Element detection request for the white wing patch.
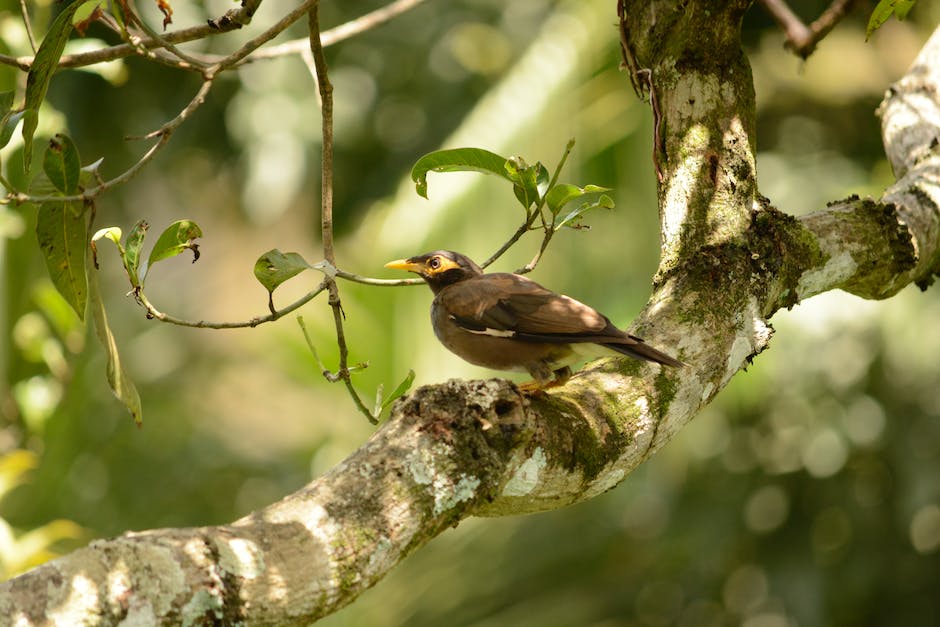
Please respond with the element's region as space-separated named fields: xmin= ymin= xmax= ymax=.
xmin=449 ymin=315 xmax=516 ymax=338
xmin=463 ymin=327 xmax=516 ymax=338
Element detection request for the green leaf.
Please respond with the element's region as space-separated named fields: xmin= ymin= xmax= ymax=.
xmin=36 ymin=201 xmax=87 ymax=320
xmin=147 ymin=219 xmax=202 ymax=267
xmin=866 ymin=0 xmax=917 ymax=39
xmin=505 ymin=158 xmax=550 ymax=209
xmin=381 ymin=369 xmax=415 ymax=413
xmin=253 ymin=249 xmax=312 ymax=294
xmin=91 ymin=226 xmax=123 ymax=247
xmin=555 ymin=194 xmax=615 ymax=231
xmin=42 ymin=134 xmax=82 ymax=194
xmin=411 ymin=148 xmax=512 ymax=199
xmin=123 ymin=220 xmax=148 ymax=288
xmin=88 ymin=251 xmax=142 ymax=426
xmin=0 ymin=110 xmax=27 ymax=151
xmin=545 ymin=183 xmax=613 ymax=215
xmin=372 ymin=383 xmax=385 ymax=419
xmin=22 ymin=0 xmax=92 ymax=172
xmin=79 ymin=157 xmax=105 ymax=189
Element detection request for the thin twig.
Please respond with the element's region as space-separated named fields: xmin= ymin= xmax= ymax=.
xmin=20 ymin=0 xmax=37 ymax=53
xmin=235 ymin=0 xmax=429 ymax=66
xmin=479 ymin=218 xmax=538 ymax=270
xmin=0 ymin=0 xmax=426 ymax=72
xmin=309 ymin=1 xmax=376 ymax=424
xmin=8 ymin=79 xmax=214 ymax=206
xmin=760 ymin=0 xmax=812 ymax=48
xmin=517 ymin=139 xmax=576 ymax=274
xmin=335 ymin=269 xmax=423 ymax=287
xmin=616 ymin=0 xmax=644 ymax=99
xmin=637 ymin=69 xmax=665 ymax=183
xmin=135 ymin=281 xmax=328 ymax=329
xmin=122 ymin=0 xmax=208 ymax=70
xmin=617 ymin=5 xmax=663 ymax=182
xmin=759 ymin=0 xmax=857 ymax=59
xmin=214 ymin=0 xmax=318 ymax=72
xmin=484 ymin=141 xmax=576 ymax=271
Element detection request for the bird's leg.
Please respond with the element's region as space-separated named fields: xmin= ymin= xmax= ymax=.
xmin=551 ymin=366 xmax=571 ymax=386
xmin=518 ymin=365 xmax=571 ymax=394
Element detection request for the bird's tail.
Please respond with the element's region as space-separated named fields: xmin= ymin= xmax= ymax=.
xmin=604 ymin=338 xmax=685 ymax=368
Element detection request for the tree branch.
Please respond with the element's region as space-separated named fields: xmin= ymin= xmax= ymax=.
xmin=759 ymin=0 xmax=857 ymax=59
xmin=3 ymin=5 xmax=940 ymax=625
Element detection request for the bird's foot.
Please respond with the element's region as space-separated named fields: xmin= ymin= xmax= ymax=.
xmin=517 ymin=366 xmax=571 ymax=395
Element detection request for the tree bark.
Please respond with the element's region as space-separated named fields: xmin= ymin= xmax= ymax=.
xmin=3 ymin=2 xmax=940 ymax=625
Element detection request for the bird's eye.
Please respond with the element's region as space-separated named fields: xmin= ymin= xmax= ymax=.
xmin=428 ymin=257 xmax=441 ymax=270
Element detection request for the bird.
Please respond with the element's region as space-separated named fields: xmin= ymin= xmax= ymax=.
xmin=385 ymin=250 xmax=683 ymax=391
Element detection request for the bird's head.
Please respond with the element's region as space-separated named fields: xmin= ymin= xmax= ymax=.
xmin=385 ymin=250 xmax=482 ymax=293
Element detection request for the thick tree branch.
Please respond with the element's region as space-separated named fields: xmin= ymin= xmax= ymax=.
xmin=3 ymin=5 xmax=940 ymax=625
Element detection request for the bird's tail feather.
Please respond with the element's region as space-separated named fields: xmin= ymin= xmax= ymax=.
xmin=604 ymin=340 xmax=685 ymax=368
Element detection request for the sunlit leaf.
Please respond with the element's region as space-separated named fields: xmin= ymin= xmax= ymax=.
xmin=535 ymin=164 xmax=550 ymax=199
xmin=23 ymin=0 xmax=93 ymax=172
xmin=545 ymin=183 xmax=613 ymax=216
xmin=866 ymin=0 xmax=916 ymax=39
xmin=147 ymin=219 xmax=202 ymax=267
xmin=36 ymin=201 xmax=87 ymax=320
xmin=0 ymin=110 xmax=25 ymax=152
xmin=411 ymin=147 xmax=511 ymax=199
xmin=372 ymin=383 xmax=385 ymax=419
xmin=88 ymin=254 xmax=142 ymax=426
xmin=253 ymin=249 xmax=312 ymax=294
xmin=91 ymin=226 xmax=123 ymax=247
xmin=505 ymin=157 xmax=544 ymax=209
xmin=381 ymin=369 xmax=415 ymax=413
xmin=0 ymin=450 xmax=39 ymax=499
xmin=555 ymin=194 xmax=615 ymax=231
xmin=9 ymin=519 xmax=84 ymax=576
xmin=42 ymin=134 xmax=82 ymax=195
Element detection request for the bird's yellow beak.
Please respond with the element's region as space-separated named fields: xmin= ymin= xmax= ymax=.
xmin=385 ymin=258 xmax=423 ymax=272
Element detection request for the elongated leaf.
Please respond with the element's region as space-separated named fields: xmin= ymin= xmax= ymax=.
xmin=372 ymin=383 xmax=385 ymax=419
xmin=123 ymin=220 xmax=148 ymax=288
xmin=147 ymin=219 xmax=202 ymax=266
xmin=88 ymin=252 xmax=142 ymax=426
xmin=36 ymin=201 xmax=87 ymax=320
xmin=381 ymin=369 xmax=415 ymax=413
xmin=253 ymin=249 xmax=312 ymax=294
xmin=545 ymin=183 xmax=613 ymax=216
xmin=0 ymin=110 xmax=27 ymax=151
xmin=555 ymin=194 xmax=615 ymax=231
xmin=411 ymin=148 xmax=511 ymax=199
xmin=23 ymin=0 xmax=91 ymax=172
xmin=866 ymin=0 xmax=917 ymax=39
xmin=43 ymin=134 xmax=82 ymax=194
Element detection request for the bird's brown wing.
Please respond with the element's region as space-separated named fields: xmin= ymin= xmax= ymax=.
xmin=438 ymin=273 xmax=685 ymax=367
xmin=438 ymin=273 xmax=614 ymax=339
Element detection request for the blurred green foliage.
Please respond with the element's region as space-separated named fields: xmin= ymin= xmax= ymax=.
xmin=1 ymin=0 xmax=938 ymax=624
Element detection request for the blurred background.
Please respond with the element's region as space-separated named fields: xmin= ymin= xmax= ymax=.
xmin=1 ymin=0 xmax=939 ymax=625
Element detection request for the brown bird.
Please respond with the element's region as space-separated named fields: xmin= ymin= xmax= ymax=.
xmin=385 ymin=250 xmax=683 ymax=390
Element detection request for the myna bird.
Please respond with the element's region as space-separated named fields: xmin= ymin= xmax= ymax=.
xmin=385 ymin=250 xmax=683 ymax=390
